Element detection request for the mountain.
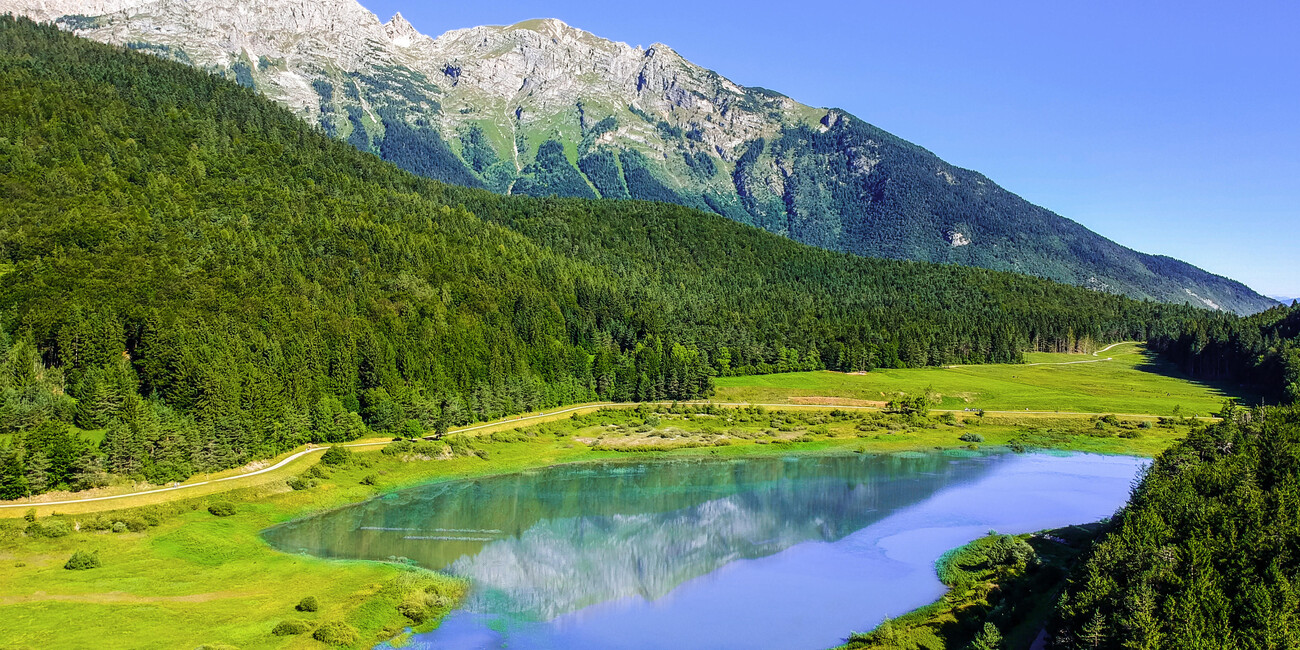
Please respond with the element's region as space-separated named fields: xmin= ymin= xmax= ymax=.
xmin=0 ymin=0 xmax=1277 ymax=315
xmin=0 ymin=16 xmax=1203 ymax=492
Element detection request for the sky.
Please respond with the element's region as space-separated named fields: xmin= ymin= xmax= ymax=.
xmin=366 ymin=0 xmax=1298 ymax=299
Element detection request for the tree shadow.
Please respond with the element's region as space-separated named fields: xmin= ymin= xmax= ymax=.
xmin=1131 ymin=347 xmax=1265 ymax=409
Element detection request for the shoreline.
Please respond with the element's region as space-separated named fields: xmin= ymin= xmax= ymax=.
xmin=0 ymin=409 xmax=1188 ymax=649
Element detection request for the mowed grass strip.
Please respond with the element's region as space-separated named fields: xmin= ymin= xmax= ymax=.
xmin=716 ymin=343 xmax=1247 ymax=417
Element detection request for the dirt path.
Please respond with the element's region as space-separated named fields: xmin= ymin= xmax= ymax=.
xmin=1020 ymin=341 xmax=1136 ymax=367
xmin=0 ymin=402 xmax=618 ymax=511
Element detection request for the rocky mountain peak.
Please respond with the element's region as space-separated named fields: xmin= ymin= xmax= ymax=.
xmin=384 ymin=11 xmax=420 ymax=48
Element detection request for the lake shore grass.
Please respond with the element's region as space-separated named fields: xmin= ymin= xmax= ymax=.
xmin=0 ymin=404 xmax=1197 ymax=649
xmin=840 ymin=524 xmax=1106 ymax=650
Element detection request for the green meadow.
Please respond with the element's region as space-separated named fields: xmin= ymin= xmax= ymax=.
xmin=715 ymin=343 xmax=1246 ymax=417
xmin=0 ymin=404 xmax=1199 ymax=649
xmin=0 ymin=343 xmax=1234 ymax=649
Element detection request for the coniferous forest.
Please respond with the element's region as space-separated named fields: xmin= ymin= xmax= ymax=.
xmin=0 ymin=17 xmax=1219 ymax=496
xmin=1147 ymin=303 xmax=1300 ymax=405
xmin=1051 ymin=405 xmax=1300 ymax=648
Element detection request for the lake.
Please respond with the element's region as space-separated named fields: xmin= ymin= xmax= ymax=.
xmin=262 ymin=451 xmax=1145 ymax=649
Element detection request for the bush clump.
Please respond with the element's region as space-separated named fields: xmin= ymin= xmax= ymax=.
xmin=360 ymin=474 xmax=378 ymax=486
xmin=207 ymin=502 xmax=237 ymax=517
xmin=64 ymin=549 xmax=100 ymax=570
xmin=311 ymin=620 xmax=358 ymax=646
xmin=27 ymin=518 xmax=72 ymax=538
xmin=958 ymin=432 xmax=985 ymax=443
xmin=111 ymin=521 xmax=128 ymax=533
xmin=286 ymin=476 xmax=318 ymax=490
xmin=296 ymin=595 xmax=320 ymax=612
xmin=271 ymin=619 xmax=313 ymax=636
xmin=320 ymin=445 xmax=352 ymax=466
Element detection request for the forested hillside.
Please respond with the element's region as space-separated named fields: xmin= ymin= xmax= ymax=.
xmin=0 ymin=17 xmax=1203 ymax=496
xmin=2 ymin=0 xmax=1277 ymax=314
xmin=1147 ymin=303 xmax=1300 ymax=404
xmin=1051 ymin=405 xmax=1300 ymax=648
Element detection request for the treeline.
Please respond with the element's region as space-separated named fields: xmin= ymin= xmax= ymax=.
xmin=1051 ymin=405 xmax=1300 ymax=647
xmin=1147 ymin=302 xmax=1300 ymax=404
xmin=0 ymin=17 xmax=1204 ymax=496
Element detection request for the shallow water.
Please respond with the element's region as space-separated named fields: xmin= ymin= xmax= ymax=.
xmin=263 ymin=451 xmax=1145 ymax=650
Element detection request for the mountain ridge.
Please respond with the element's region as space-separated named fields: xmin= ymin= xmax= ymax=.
xmin=0 ymin=0 xmax=1277 ymax=314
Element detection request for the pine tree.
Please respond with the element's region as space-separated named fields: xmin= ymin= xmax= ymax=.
xmin=969 ymin=622 xmax=1003 ymax=650
xmin=23 ymin=450 xmax=49 ymax=494
xmin=0 ymin=446 xmax=28 ymax=499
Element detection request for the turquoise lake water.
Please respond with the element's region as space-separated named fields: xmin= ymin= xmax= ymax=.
xmin=263 ymin=451 xmax=1145 ymax=649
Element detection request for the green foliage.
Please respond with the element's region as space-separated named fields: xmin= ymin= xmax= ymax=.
xmin=206 ymin=502 xmax=236 ymax=517
xmin=295 ymin=596 xmax=320 ymax=612
xmin=1053 ymin=407 xmax=1300 ymax=648
xmin=26 ymin=517 xmax=72 ymax=538
xmin=270 ymin=619 xmax=313 ymax=636
xmin=1150 ymin=303 xmax=1300 ymax=404
xmin=319 ymin=446 xmax=352 ymax=467
xmin=958 ymin=432 xmax=984 ymax=443
xmin=969 ymin=622 xmax=1003 ymax=650
xmin=513 ymin=140 xmax=596 ymax=199
xmin=311 ymin=620 xmax=358 ymax=646
xmin=63 ymin=549 xmax=100 ymax=570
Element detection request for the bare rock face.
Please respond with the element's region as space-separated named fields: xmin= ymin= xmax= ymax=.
xmin=0 ymin=0 xmax=812 ymax=169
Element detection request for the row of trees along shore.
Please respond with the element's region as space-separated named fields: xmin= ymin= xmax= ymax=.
xmin=0 ymin=17 xmax=1225 ymax=497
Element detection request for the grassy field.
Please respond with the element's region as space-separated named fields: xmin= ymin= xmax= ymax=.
xmin=716 ymin=343 xmax=1246 ymax=417
xmin=0 ymin=341 xmax=1230 ymax=649
xmin=0 ymin=404 xmax=1199 ymax=649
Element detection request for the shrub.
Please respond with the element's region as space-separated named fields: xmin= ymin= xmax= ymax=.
xmin=271 ymin=619 xmax=313 ymax=636
xmin=360 ymin=474 xmax=378 ymax=486
xmin=411 ymin=441 xmax=447 ymax=458
xmin=937 ymin=412 xmax=958 ymax=425
xmin=64 ymin=550 xmax=100 ymax=570
xmin=305 ymin=463 xmax=329 ymax=479
xmin=320 ymin=445 xmax=352 ymax=466
xmin=311 ymin=620 xmax=358 ymax=646
xmin=382 ymin=440 xmax=413 ymax=456
xmin=286 ymin=476 xmax=312 ymax=490
xmin=23 ymin=508 xmax=36 ymax=523
xmin=1139 ymin=420 xmax=1153 ymax=429
xmin=83 ymin=515 xmax=113 ymax=531
xmin=959 ymin=432 xmax=985 ymax=443
xmin=111 ymin=521 xmax=127 ymax=533
xmin=27 ymin=518 xmax=72 ymax=538
xmin=207 ymin=502 xmax=237 ymax=517
xmin=296 ymin=596 xmax=320 ymax=612
xmin=121 ymin=517 xmax=148 ymax=532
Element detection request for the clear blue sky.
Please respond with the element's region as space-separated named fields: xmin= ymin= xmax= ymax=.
xmin=365 ymin=0 xmax=1299 ymax=299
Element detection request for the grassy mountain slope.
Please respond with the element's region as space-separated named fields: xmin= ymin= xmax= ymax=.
xmin=0 ymin=17 xmax=1205 ymax=495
